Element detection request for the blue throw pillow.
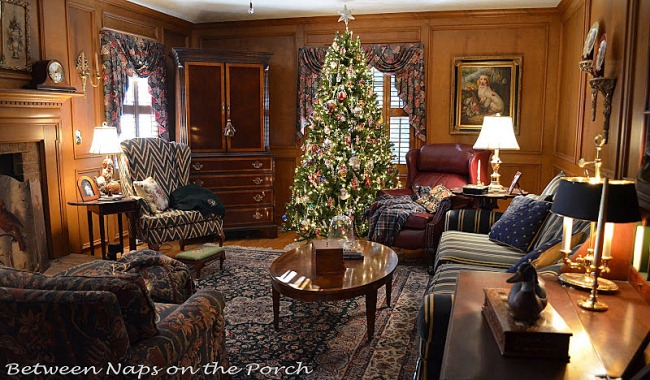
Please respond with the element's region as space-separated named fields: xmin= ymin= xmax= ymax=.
xmin=488 ymin=195 xmax=551 ymax=252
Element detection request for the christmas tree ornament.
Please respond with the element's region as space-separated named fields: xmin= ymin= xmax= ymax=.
xmin=352 ymin=106 xmax=363 ymax=117
xmin=349 ymin=155 xmax=361 ymax=171
xmin=339 ymin=188 xmax=350 ymax=200
xmin=326 ymin=99 xmax=337 ymax=113
xmin=338 ymin=91 xmax=347 ymax=101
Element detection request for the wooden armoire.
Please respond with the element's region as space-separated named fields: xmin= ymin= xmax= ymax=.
xmin=172 ymin=48 xmax=276 ymax=238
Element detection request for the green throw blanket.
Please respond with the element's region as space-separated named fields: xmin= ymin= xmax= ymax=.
xmin=170 ymin=184 xmax=225 ymax=217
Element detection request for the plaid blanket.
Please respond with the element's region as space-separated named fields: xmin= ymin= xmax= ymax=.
xmin=366 ymin=195 xmax=426 ymax=246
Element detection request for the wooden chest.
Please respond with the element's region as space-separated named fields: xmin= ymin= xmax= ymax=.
xmin=190 ymin=154 xmax=276 ymax=237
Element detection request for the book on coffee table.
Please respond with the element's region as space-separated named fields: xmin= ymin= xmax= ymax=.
xmin=482 ymin=288 xmax=572 ymax=361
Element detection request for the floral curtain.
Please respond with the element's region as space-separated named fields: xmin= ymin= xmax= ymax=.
xmin=297 ymin=42 xmax=426 ymax=143
xmin=100 ymin=30 xmax=169 ymax=141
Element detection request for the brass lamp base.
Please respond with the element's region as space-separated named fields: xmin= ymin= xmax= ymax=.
xmin=577 ymin=297 xmax=608 ymax=311
xmin=558 ymin=273 xmax=619 ymax=292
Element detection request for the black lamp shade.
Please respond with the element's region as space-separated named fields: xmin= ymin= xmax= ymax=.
xmin=551 ymin=177 xmax=641 ymax=223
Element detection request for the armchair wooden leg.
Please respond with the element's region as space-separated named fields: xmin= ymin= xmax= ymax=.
xmin=180 ymin=239 xmax=186 ymax=251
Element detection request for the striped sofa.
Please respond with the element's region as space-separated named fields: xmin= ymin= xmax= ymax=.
xmin=414 ymin=173 xmax=591 ymax=379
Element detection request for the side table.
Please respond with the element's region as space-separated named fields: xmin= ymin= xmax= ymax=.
xmin=451 ymin=187 xmax=526 ymax=210
xmin=68 ymin=197 xmax=138 ymax=260
xmin=440 ymin=271 xmax=650 ymax=379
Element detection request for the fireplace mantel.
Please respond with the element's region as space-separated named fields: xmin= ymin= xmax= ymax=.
xmin=0 ymin=88 xmax=82 ymax=258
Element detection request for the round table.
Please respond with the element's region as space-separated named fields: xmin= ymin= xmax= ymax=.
xmin=269 ymin=240 xmax=398 ymax=341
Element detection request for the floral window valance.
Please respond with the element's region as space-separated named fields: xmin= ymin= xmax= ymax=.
xmin=100 ymin=30 xmax=169 ymax=141
xmin=297 ymin=42 xmax=426 ymax=143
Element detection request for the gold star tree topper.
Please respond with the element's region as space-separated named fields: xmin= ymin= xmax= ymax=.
xmin=337 ymin=5 xmax=355 ymax=29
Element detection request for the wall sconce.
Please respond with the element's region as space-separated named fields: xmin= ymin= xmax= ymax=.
xmin=76 ymin=50 xmax=101 ymax=97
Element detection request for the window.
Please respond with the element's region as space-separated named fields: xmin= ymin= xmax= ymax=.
xmin=119 ymin=75 xmax=158 ymax=140
xmin=371 ymin=68 xmax=410 ymax=165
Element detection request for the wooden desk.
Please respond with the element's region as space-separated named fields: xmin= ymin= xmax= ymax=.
xmin=440 ymin=271 xmax=650 ymax=379
xmin=68 ymin=197 xmax=137 ymax=260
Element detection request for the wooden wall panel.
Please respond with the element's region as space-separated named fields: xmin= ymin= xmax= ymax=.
xmin=555 ymin=3 xmax=585 ymax=164
xmin=194 ymin=10 xmax=562 ymax=206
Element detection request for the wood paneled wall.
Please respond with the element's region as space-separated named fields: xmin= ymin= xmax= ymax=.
xmin=193 ymin=9 xmax=562 ymax=221
xmin=554 ymin=0 xmax=649 ymax=182
xmin=0 ymin=0 xmax=646 ymax=255
xmin=0 ymin=0 xmax=190 ymax=256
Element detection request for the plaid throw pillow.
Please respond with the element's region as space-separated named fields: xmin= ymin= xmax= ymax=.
xmin=416 ymin=185 xmax=452 ymax=213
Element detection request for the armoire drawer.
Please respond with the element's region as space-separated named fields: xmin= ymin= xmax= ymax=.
xmin=190 ymin=156 xmax=273 ymax=173
xmin=189 ymin=174 xmax=273 ymax=189
xmin=216 ymin=189 xmax=273 ymax=206
xmin=224 ymin=207 xmax=273 ymax=225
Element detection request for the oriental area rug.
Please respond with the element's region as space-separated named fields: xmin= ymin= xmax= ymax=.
xmin=196 ymin=246 xmax=428 ymax=379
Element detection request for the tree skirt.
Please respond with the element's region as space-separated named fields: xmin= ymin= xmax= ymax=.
xmin=197 ymin=246 xmax=428 ymax=379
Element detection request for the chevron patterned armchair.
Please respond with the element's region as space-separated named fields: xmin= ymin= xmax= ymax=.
xmin=119 ymin=138 xmax=224 ymax=250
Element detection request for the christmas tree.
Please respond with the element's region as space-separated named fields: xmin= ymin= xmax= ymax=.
xmin=284 ymin=25 xmax=399 ymax=240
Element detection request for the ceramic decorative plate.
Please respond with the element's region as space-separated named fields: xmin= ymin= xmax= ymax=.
xmin=593 ymin=34 xmax=607 ymax=76
xmin=582 ymin=21 xmax=599 ymax=59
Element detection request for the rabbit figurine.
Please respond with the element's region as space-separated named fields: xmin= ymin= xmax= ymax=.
xmin=506 ymin=262 xmax=548 ymax=322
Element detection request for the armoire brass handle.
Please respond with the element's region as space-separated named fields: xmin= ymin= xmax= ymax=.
xmin=252 ymin=161 xmax=263 ymax=169
xmin=192 ymin=162 xmax=203 ymax=171
xmin=252 ymin=177 xmax=263 ymax=185
xmin=254 ymin=194 xmax=263 ymax=202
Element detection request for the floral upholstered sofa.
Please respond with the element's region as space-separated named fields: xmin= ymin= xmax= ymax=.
xmin=414 ymin=173 xmax=592 ymax=379
xmin=0 ymin=250 xmax=227 ymax=379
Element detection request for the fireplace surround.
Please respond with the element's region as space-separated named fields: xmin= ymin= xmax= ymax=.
xmin=0 ymin=89 xmax=80 ymax=261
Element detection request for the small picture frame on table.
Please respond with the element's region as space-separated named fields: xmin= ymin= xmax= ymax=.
xmin=77 ymin=176 xmax=99 ymax=202
xmin=507 ymin=171 xmax=522 ymax=195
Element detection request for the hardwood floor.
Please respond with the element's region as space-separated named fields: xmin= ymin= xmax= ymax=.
xmin=45 ymin=230 xmax=301 ymax=275
xmin=45 ymin=229 xmax=426 ymax=275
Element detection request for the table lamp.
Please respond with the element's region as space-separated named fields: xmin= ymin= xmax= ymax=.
xmin=552 ymin=176 xmax=640 ymax=311
xmin=89 ymin=122 xmax=121 ymax=195
xmin=473 ymin=115 xmax=520 ymax=192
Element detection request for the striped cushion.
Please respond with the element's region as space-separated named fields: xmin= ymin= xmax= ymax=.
xmin=140 ymin=208 xmax=221 ymax=230
xmin=533 ymin=213 xmax=591 ymax=251
xmin=435 ymin=231 xmax=525 ymax=270
xmin=428 ymin=263 xmax=506 ymax=295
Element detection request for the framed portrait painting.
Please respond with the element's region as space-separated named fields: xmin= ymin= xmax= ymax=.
xmin=450 ymin=56 xmax=522 ymax=134
xmin=77 ymin=176 xmax=99 ymax=202
xmin=0 ymin=0 xmax=31 ymax=71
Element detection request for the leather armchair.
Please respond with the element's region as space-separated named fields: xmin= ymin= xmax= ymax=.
xmin=380 ymin=143 xmax=490 ymax=265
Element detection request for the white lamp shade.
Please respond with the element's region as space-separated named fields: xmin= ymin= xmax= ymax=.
xmin=89 ymin=124 xmax=121 ymax=155
xmin=473 ymin=116 xmax=520 ymax=150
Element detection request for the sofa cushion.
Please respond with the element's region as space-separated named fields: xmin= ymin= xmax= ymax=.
xmin=140 ymin=208 xmax=222 ymax=230
xmin=428 ymin=263 xmax=506 ymax=295
xmin=488 ymin=196 xmax=551 ymax=252
xmin=436 ymin=231 xmax=525 ymax=270
xmin=46 ymin=263 xmax=158 ymax=343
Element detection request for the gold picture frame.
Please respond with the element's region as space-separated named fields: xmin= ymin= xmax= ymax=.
xmin=450 ymin=56 xmax=522 ymax=134
xmin=0 ymin=0 xmax=31 ymax=71
xmin=77 ymin=176 xmax=99 ymax=202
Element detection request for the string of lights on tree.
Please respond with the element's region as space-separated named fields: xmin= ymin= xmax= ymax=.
xmin=283 ymin=6 xmax=399 ymax=239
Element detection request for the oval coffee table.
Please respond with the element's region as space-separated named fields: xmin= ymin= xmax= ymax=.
xmin=270 ymin=240 xmax=398 ymax=341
